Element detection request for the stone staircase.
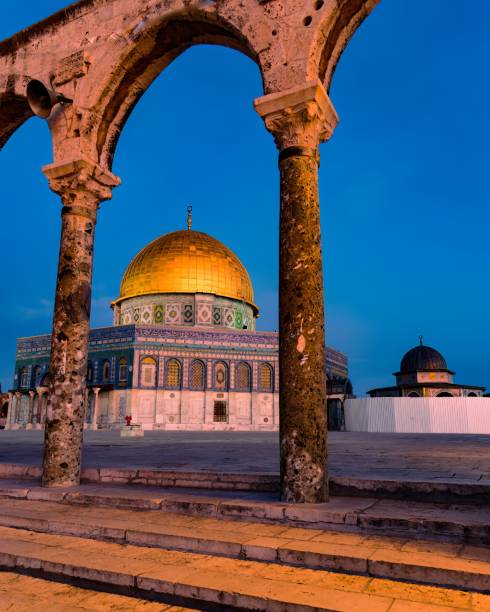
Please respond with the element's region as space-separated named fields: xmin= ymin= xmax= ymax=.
xmin=0 ymin=476 xmax=489 ymax=610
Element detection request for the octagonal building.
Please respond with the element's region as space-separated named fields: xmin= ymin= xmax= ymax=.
xmin=8 ymin=221 xmax=348 ymax=431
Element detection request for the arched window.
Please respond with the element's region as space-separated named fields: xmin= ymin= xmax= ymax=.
xmin=215 ymin=362 xmax=228 ymax=390
xmin=118 ymin=357 xmax=128 ymax=382
xmin=236 ymin=362 xmax=251 ymax=391
xmin=19 ymin=367 xmax=29 ymax=389
xmin=258 ymin=363 xmax=273 ymax=392
xmin=102 ymin=360 xmax=111 ymax=383
xmin=141 ymin=357 xmax=157 ymax=387
xmin=165 ymin=359 xmax=181 ymax=388
xmin=467 ymin=392 xmax=478 ymax=397
xmin=33 ymin=366 xmax=42 ymax=387
xmin=87 ymin=361 xmax=93 ymax=383
xmin=436 ymin=392 xmax=453 ymax=397
xmin=407 ymin=392 xmax=420 ymax=397
xmin=189 ymin=360 xmax=205 ymax=390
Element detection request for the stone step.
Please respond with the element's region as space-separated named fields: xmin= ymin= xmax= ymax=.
xmin=0 ymin=497 xmax=489 ymax=593
xmin=0 ymin=525 xmax=489 ymax=611
xmin=0 ymin=571 xmax=197 ymax=611
xmin=2 ymin=463 xmax=489 ymax=504
xmin=0 ymin=478 xmax=488 ymax=545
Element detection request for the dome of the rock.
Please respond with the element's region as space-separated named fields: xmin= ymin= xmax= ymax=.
xmin=114 ymin=229 xmax=256 ymax=312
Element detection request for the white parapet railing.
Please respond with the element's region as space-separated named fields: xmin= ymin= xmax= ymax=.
xmin=344 ymin=397 xmax=490 ymax=433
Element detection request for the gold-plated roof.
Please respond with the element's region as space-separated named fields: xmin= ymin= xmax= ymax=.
xmin=115 ymin=230 xmax=257 ymax=312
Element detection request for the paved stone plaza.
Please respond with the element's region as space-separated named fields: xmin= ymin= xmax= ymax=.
xmin=1 ymin=431 xmax=489 ymax=483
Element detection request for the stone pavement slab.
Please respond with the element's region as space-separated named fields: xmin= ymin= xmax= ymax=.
xmin=1 ymin=430 xmax=489 ymax=483
xmin=0 ymin=525 xmax=489 ymax=610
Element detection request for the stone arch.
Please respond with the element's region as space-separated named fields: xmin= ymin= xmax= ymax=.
xmin=81 ymin=11 xmax=264 ymax=170
xmin=309 ymin=0 xmax=380 ymax=92
xmin=0 ymin=92 xmax=33 ymax=150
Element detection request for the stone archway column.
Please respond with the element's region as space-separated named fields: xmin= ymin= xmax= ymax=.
xmin=255 ymin=80 xmax=338 ymax=503
xmin=91 ymin=387 xmax=101 ymax=430
xmin=41 ymin=159 xmax=120 ymax=488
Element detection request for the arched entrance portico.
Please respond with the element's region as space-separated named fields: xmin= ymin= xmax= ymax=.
xmin=0 ymin=0 xmax=380 ymax=502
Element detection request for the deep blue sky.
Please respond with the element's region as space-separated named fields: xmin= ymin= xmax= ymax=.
xmin=1 ymin=1 xmax=489 ymax=395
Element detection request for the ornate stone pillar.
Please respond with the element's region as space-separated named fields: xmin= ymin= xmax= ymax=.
xmin=41 ymin=159 xmax=120 ymax=487
xmin=26 ymin=391 xmax=35 ymax=429
xmin=255 ymin=80 xmax=338 ymax=503
xmin=11 ymin=392 xmax=21 ymax=429
xmin=4 ymin=392 xmax=13 ymax=430
xmin=91 ymin=387 xmax=101 ymax=430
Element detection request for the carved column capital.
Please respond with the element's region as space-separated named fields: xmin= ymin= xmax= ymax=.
xmin=43 ymin=157 xmax=121 ymax=220
xmin=92 ymin=387 xmax=101 ymax=396
xmin=254 ymin=80 xmax=338 ymax=152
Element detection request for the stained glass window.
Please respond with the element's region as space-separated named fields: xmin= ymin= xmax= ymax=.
xmin=259 ymin=363 xmax=273 ymax=391
xmin=141 ymin=357 xmax=156 ymax=387
xmin=166 ymin=359 xmax=181 ymax=388
xmin=236 ymin=362 xmax=251 ymax=390
xmin=190 ymin=360 xmax=205 ymax=390
xmin=119 ymin=357 xmax=128 ymax=382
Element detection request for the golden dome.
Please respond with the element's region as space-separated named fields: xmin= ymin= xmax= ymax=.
xmin=114 ymin=230 xmax=257 ymax=312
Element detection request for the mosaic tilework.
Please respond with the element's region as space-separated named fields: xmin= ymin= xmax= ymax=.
xmin=142 ymin=306 xmax=152 ymax=323
xmin=213 ymin=307 xmax=222 ymax=326
xmin=224 ymin=308 xmax=234 ymax=328
xmin=183 ymin=304 xmax=193 ymax=324
xmin=154 ymin=304 xmax=163 ymax=324
xmin=198 ymin=303 xmax=212 ymax=324
xmin=165 ymin=304 xmax=181 ymax=324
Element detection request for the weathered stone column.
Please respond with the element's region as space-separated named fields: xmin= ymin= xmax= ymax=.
xmin=255 ymin=80 xmax=338 ymax=503
xmin=90 ymin=387 xmax=101 ymax=430
xmin=41 ymin=159 xmax=120 ymax=487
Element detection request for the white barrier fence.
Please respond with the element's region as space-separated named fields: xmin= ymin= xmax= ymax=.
xmin=344 ymin=397 xmax=490 ymax=434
